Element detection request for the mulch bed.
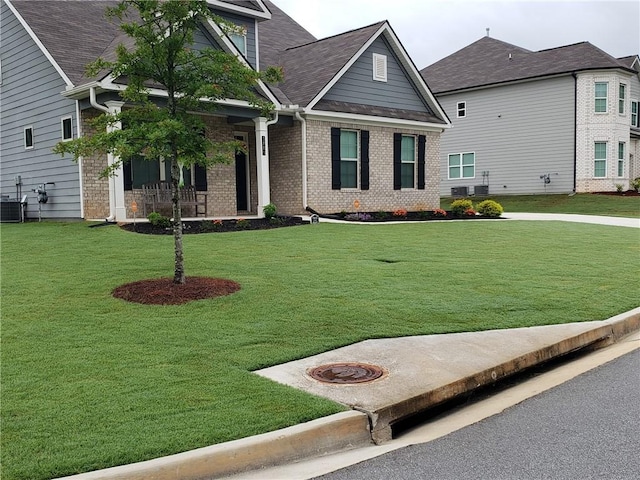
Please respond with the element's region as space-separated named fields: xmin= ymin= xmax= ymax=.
xmin=120 ymin=216 xmax=307 ymax=235
xmin=592 ymin=190 xmax=640 ymax=197
xmin=112 ymin=277 xmax=241 ymax=305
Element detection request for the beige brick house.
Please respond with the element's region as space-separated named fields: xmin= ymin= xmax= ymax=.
xmin=1 ymin=0 xmax=450 ymax=221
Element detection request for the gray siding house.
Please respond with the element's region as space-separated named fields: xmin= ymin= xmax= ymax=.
xmin=0 ymin=0 xmax=450 ymax=221
xmin=421 ymin=36 xmax=639 ymax=197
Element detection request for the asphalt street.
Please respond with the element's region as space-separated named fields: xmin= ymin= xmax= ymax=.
xmin=314 ymin=349 xmax=640 ymax=480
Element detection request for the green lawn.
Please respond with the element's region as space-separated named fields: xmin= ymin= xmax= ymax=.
xmin=440 ymin=193 xmax=640 ymax=217
xmin=2 ymin=220 xmax=639 ymax=479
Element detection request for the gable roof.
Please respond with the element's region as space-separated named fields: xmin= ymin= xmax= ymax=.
xmin=421 ymin=36 xmax=637 ymax=94
xmin=618 ymin=55 xmax=640 ymax=71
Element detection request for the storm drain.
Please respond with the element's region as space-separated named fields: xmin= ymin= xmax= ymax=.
xmin=308 ymin=362 xmax=386 ymax=384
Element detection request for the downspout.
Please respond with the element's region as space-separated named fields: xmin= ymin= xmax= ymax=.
xmin=89 ymin=87 xmax=116 ymax=220
xmin=294 ymin=110 xmax=308 ymax=211
xmin=572 ymin=72 xmax=577 ymax=194
xmin=75 ymin=99 xmax=85 ymax=219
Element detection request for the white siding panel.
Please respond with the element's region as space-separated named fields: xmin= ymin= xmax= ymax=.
xmin=438 ymin=76 xmax=576 ymax=196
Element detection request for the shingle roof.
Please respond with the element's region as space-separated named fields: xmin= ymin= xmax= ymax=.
xmin=10 ymin=0 xmax=122 ymax=85
xmin=617 ymin=55 xmax=640 ymax=70
xmin=258 ymin=0 xmax=316 ymax=71
xmin=275 ymin=22 xmax=386 ymax=107
xmin=421 ymin=36 xmax=637 ymax=94
xmin=217 ymin=0 xmax=264 ymax=12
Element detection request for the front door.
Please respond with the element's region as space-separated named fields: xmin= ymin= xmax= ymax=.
xmin=235 ymin=134 xmax=248 ymax=212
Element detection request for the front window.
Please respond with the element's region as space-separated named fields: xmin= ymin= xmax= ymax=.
xmin=632 ymin=101 xmax=638 ymax=127
xmin=340 ymin=130 xmax=358 ymax=188
xmin=618 ymin=142 xmax=625 ymax=177
xmin=126 ymin=155 xmax=161 ymax=190
xmin=619 ymin=84 xmax=626 ymax=114
xmin=594 ymin=142 xmax=607 ymax=178
xmin=595 ymin=82 xmax=608 ymax=113
xmin=400 ymin=135 xmax=416 ymax=188
xmin=225 ymin=24 xmax=247 ymax=56
xmin=448 ymin=152 xmax=475 ymax=179
xmin=457 ymin=101 xmax=466 ymax=118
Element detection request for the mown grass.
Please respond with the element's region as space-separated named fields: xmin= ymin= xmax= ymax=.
xmin=440 ymin=193 xmax=640 ymax=217
xmin=1 ymin=220 xmax=639 ymax=479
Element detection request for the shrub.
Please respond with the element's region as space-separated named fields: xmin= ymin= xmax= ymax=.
xmin=374 ymin=211 xmax=389 ymax=220
xmin=476 ymin=199 xmax=504 ymax=217
xmin=392 ymin=208 xmax=408 ymax=218
xmin=201 ymin=219 xmax=224 ymax=232
xmin=450 ymin=199 xmax=474 ymax=216
xmin=631 ymin=177 xmax=640 ymax=192
xmin=417 ymin=209 xmax=430 ymax=219
xmin=465 ymin=208 xmax=477 ymax=216
xmin=147 ymin=212 xmax=171 ymax=228
xmin=615 ymin=183 xmax=624 ymax=193
xmin=236 ymin=218 xmax=250 ymax=230
xmin=432 ymin=208 xmax=447 ymax=218
xmin=263 ymin=203 xmax=277 ymax=219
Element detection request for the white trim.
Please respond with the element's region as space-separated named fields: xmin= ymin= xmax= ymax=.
xmin=206 ymin=0 xmax=271 ymax=20
xmin=4 ymin=0 xmax=74 ymax=87
xmin=594 ymin=81 xmax=608 ymax=114
xmin=24 ymin=126 xmax=34 ymax=149
xmin=306 ymin=22 xmax=450 ymax=127
xmin=304 ymin=109 xmax=449 ymax=132
xmin=254 ymin=18 xmax=260 ymax=71
xmin=448 ymin=151 xmax=476 ymax=180
xmin=60 ymin=115 xmax=73 ymax=141
xmin=456 ymin=101 xmax=466 ymax=118
xmin=594 ymin=141 xmax=608 ymax=178
xmin=372 ymin=53 xmax=387 ymax=82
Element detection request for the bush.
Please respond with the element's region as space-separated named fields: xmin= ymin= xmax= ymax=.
xmin=476 ymin=199 xmax=504 ymax=217
xmin=450 ymin=199 xmax=474 ymax=216
xmin=392 ymin=208 xmax=408 ymax=218
xmin=263 ymin=203 xmax=277 ymax=219
xmin=374 ymin=211 xmax=389 ymax=220
xmin=147 ymin=212 xmax=171 ymax=228
xmin=235 ymin=218 xmax=250 ymax=230
xmin=631 ymin=177 xmax=640 ymax=192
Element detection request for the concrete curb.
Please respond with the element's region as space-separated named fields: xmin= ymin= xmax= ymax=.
xmin=57 ymin=411 xmax=371 ymax=480
xmin=57 ymin=309 xmax=639 ymax=480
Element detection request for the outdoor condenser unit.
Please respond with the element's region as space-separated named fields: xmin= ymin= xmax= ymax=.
xmin=474 ymin=185 xmax=489 ymax=196
xmin=451 ymin=186 xmax=468 ymax=197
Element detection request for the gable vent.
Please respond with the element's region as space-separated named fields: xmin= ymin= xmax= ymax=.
xmin=373 ymin=53 xmax=387 ymax=82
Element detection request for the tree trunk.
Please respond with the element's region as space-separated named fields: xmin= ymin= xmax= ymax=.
xmin=170 ymin=156 xmax=186 ymax=284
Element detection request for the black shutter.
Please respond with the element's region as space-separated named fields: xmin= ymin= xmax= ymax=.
xmin=360 ymin=130 xmax=370 ymax=190
xmin=195 ymin=164 xmax=207 ymax=191
xmin=123 ymin=159 xmax=133 ymax=191
xmin=393 ymin=133 xmax=402 ymax=190
xmin=331 ymin=127 xmax=341 ymax=190
xmin=417 ymin=135 xmax=426 ymax=190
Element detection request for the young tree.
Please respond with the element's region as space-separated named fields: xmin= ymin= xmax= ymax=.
xmin=55 ymin=0 xmax=281 ymax=284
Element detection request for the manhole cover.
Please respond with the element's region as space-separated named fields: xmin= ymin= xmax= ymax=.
xmin=308 ymin=362 xmax=385 ymax=384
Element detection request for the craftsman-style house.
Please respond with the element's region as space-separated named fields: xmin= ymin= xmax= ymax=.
xmin=421 ymin=36 xmax=639 ymax=197
xmin=0 ymin=0 xmax=450 ymax=221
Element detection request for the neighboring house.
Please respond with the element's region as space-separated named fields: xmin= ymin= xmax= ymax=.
xmin=421 ymin=36 xmax=640 ymax=197
xmin=0 ymin=0 xmax=450 ymax=221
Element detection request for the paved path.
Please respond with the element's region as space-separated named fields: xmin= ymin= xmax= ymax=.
xmin=503 ymin=212 xmax=639 ymax=228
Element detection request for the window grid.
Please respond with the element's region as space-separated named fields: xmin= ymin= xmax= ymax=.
xmin=618 ymin=142 xmax=625 ymax=177
xmin=340 ymin=130 xmax=358 ymax=189
xmin=595 ymin=82 xmax=608 ymax=113
xmin=619 ymin=84 xmax=626 ymax=114
xmin=594 ymin=142 xmax=607 ymax=178
xmin=400 ymin=135 xmax=416 ymax=188
xmin=457 ymin=102 xmax=466 ymax=118
xmin=632 ymin=101 xmax=638 ymax=127
xmin=448 ymin=152 xmax=475 ymax=179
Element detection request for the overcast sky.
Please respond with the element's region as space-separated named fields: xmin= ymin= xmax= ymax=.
xmin=271 ymin=0 xmax=639 ymax=68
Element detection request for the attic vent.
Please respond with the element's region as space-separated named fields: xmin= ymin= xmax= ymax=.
xmin=373 ymin=53 xmax=387 ymax=82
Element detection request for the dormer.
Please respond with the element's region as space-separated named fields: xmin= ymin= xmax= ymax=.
xmin=207 ymin=1 xmax=271 ymax=70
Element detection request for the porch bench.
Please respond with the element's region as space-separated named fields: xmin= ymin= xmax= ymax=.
xmin=141 ymin=181 xmax=207 ymax=217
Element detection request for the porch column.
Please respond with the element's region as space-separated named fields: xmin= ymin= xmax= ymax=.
xmin=253 ymin=116 xmax=271 ymax=217
xmin=105 ymin=101 xmax=126 ymax=221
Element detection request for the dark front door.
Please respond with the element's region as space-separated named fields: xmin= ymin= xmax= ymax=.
xmin=235 ymin=135 xmax=248 ymax=211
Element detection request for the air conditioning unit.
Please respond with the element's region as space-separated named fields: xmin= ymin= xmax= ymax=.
xmin=474 ymin=185 xmax=489 ymax=196
xmin=450 ymin=186 xmax=468 ymax=197
xmin=0 ymin=198 xmax=21 ymax=222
